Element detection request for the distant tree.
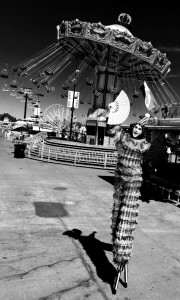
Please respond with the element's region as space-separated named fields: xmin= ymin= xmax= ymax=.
xmin=0 ymin=113 xmax=17 ymax=122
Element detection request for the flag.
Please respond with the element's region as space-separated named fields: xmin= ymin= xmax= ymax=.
xmin=144 ymin=81 xmax=157 ymax=111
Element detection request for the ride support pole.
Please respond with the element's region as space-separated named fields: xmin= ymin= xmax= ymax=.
xmin=24 ymin=93 xmax=28 ymax=119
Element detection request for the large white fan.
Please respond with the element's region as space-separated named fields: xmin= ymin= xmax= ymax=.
xmin=107 ymin=90 xmax=130 ymax=125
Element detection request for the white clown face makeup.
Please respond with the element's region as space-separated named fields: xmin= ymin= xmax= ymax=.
xmin=132 ymin=124 xmax=143 ymax=138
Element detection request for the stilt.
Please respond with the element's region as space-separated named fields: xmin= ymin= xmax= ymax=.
xmin=124 ymin=262 xmax=128 ymax=286
xmin=113 ymin=269 xmax=121 ymax=292
xmin=112 ymin=261 xmax=128 ymax=293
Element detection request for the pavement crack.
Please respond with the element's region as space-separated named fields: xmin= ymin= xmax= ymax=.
xmin=57 ymin=217 xmax=110 ymax=299
xmin=0 ymin=257 xmax=80 ymax=281
xmin=64 ymin=234 xmax=109 ymax=300
xmin=0 ymin=252 xmax=47 ymax=264
xmin=38 ymin=278 xmax=94 ymax=300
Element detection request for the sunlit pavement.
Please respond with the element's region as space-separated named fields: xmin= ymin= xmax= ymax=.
xmin=0 ymin=132 xmax=180 ymax=300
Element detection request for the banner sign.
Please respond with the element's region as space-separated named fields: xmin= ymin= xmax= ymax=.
xmin=67 ymin=91 xmax=80 ymax=108
xmin=74 ymin=91 xmax=80 ymax=108
xmin=67 ymin=91 xmax=73 ymax=107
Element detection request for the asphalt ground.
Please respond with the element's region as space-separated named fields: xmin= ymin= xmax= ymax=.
xmin=0 ymin=131 xmax=180 ymax=300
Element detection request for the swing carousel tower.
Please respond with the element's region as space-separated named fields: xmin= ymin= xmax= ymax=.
xmin=12 ymin=13 xmax=172 ymax=147
xmin=56 ymin=13 xmax=171 ymax=145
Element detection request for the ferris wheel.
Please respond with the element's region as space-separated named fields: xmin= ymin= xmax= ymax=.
xmin=43 ymin=104 xmax=71 ymax=131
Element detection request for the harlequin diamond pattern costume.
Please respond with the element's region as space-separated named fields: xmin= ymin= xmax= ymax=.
xmin=111 ymin=129 xmax=151 ymax=265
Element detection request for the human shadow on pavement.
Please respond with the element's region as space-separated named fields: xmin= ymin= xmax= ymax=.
xmin=63 ymin=229 xmax=117 ymax=291
xmin=34 ymin=202 xmax=68 ymax=218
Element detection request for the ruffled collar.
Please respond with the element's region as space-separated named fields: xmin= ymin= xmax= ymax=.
xmin=119 ymin=132 xmax=151 ymax=153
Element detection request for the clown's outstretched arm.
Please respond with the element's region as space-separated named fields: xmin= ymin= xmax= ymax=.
xmin=107 ymin=124 xmax=122 ymax=143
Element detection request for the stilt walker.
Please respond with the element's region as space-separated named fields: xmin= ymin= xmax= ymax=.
xmin=107 ymin=111 xmax=151 ymax=292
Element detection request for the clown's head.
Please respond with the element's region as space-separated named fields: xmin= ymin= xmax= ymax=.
xmin=129 ymin=122 xmax=146 ymax=139
xmin=132 ymin=123 xmax=143 ymax=138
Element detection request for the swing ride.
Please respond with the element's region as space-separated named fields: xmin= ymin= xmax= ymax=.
xmin=10 ymin=14 xmax=176 ymax=117
xmin=0 ymin=67 xmax=42 ymax=119
xmin=1 ymin=13 xmax=180 ymax=146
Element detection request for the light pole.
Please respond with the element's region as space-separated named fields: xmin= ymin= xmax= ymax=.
xmin=34 ymin=93 xmax=44 ymax=130
xmin=24 ymin=92 xmax=28 ymax=119
xmin=18 ymin=87 xmax=32 ymax=119
xmin=69 ymin=69 xmax=79 ymax=141
xmin=69 ymin=83 xmax=76 ymax=141
xmin=34 ymin=93 xmax=44 ymax=118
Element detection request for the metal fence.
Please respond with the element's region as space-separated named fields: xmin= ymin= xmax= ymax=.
xmin=26 ymin=140 xmax=117 ymax=169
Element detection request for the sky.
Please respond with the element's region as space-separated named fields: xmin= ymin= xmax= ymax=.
xmin=0 ymin=0 xmax=180 ymax=122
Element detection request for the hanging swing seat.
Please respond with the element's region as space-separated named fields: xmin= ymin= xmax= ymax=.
xmin=45 ymin=68 xmax=53 ymax=75
xmin=18 ymin=88 xmax=25 ymax=94
xmin=2 ymin=87 xmax=9 ymax=92
xmin=86 ymin=78 xmax=94 ymax=86
xmin=0 ymin=69 xmax=8 ymax=78
xmin=10 ymin=80 xmax=18 ymax=88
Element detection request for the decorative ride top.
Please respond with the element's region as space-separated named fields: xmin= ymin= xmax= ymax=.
xmin=56 ymin=13 xmax=171 ymax=81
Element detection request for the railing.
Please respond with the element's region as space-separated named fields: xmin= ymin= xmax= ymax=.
xmin=25 ymin=139 xmax=180 ymax=204
xmin=26 ymin=140 xmax=117 ymax=169
xmin=143 ymin=173 xmax=180 ymax=206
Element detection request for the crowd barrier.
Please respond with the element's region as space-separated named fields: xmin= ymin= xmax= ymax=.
xmin=26 ymin=140 xmax=117 ymax=170
xmin=143 ymin=173 xmax=180 ymax=206
xmin=25 ymin=138 xmax=180 ymax=205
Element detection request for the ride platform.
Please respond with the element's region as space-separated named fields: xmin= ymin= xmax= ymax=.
xmin=26 ymin=137 xmax=117 ymax=170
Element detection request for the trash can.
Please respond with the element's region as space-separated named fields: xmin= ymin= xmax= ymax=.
xmin=14 ymin=143 xmax=26 ymax=158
